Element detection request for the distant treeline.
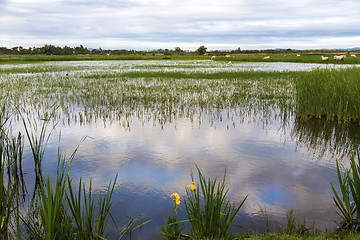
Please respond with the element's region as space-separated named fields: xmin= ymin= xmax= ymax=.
xmin=1 ymin=45 xmax=359 ymax=56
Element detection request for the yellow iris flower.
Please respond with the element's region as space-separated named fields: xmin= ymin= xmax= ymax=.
xmin=171 ymin=193 xmax=180 ymax=205
xmin=187 ymin=181 xmax=196 ymax=192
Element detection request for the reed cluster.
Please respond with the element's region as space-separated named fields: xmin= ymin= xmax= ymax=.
xmin=160 ymin=166 xmax=247 ymax=239
xmin=331 ymin=151 xmax=360 ymax=232
xmin=295 ymin=67 xmax=360 ymax=123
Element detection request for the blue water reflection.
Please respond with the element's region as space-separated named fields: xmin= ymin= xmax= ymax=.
xmin=14 ymin=112 xmax=347 ymax=239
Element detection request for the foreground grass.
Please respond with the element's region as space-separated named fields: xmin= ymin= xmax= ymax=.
xmin=233 ymin=233 xmax=360 ymax=239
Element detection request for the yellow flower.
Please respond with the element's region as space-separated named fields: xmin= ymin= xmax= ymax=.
xmin=187 ymin=181 xmax=196 ymax=192
xmin=171 ymin=193 xmax=180 ymax=205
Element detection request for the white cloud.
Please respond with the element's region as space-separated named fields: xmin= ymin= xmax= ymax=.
xmin=1 ymin=0 xmax=360 ymax=50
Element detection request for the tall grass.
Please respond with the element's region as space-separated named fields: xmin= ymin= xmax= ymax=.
xmin=295 ymin=67 xmax=360 ymax=123
xmin=331 ymin=151 xmax=360 ymax=232
xmin=0 ymin=105 xmax=24 ymax=239
xmin=0 ymin=159 xmax=17 ymax=239
xmin=22 ymin=117 xmax=54 ymax=200
xmin=67 ymin=175 xmax=118 ymax=239
xmin=183 ymin=166 xmax=248 ymax=238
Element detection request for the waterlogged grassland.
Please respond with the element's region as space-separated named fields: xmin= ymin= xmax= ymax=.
xmin=1 ymin=60 xmax=359 ymax=127
xmin=0 ymin=61 xmax=296 ymax=126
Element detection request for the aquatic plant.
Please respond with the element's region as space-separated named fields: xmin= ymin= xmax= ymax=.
xmin=183 ymin=165 xmax=248 ymax=238
xmin=331 ymin=151 xmax=360 ymax=232
xmin=67 ymin=175 xmax=118 ymax=239
xmin=0 ymin=105 xmax=24 ymax=239
xmin=295 ymin=67 xmax=360 ymax=123
xmin=160 ymin=193 xmax=184 ymax=239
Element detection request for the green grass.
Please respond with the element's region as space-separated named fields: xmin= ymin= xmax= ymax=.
xmin=215 ymin=53 xmax=360 ymax=64
xmin=183 ymin=166 xmax=247 ymax=238
xmin=295 ymin=67 xmax=360 ymax=123
xmin=0 ymin=54 xmax=210 ymax=64
xmin=232 ymin=232 xmax=360 ymax=239
xmin=331 ymin=151 xmax=360 ymax=232
xmin=1 ymin=53 xmax=359 ymax=65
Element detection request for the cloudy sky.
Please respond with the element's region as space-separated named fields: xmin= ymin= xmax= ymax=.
xmin=1 ymin=0 xmax=359 ymax=50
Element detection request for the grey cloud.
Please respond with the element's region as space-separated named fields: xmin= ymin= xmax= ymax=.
xmin=1 ymin=0 xmax=359 ymax=49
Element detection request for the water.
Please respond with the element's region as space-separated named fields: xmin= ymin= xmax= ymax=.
xmin=1 ymin=60 xmax=359 ymax=239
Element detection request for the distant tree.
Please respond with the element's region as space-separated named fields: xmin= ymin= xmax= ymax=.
xmin=63 ymin=46 xmax=73 ymax=55
xmin=75 ymin=45 xmax=89 ymax=55
xmin=43 ymin=44 xmax=56 ymax=55
xmin=231 ymin=47 xmax=241 ymax=54
xmin=0 ymin=47 xmax=12 ymax=54
xmin=174 ymin=47 xmax=181 ymax=54
xmin=164 ymin=48 xmax=171 ymax=55
xmin=196 ymin=45 xmax=207 ymax=55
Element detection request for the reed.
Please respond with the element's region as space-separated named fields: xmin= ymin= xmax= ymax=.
xmin=67 ymin=175 xmax=118 ymax=239
xmin=38 ymin=174 xmax=68 ymax=239
xmin=0 ymin=158 xmax=17 ymax=239
xmin=22 ymin=117 xmax=53 ymax=200
xmin=0 ymin=105 xmax=25 ymax=239
xmin=295 ymin=67 xmax=360 ymax=123
xmin=183 ymin=166 xmax=248 ymax=238
xmin=331 ymin=151 xmax=360 ymax=232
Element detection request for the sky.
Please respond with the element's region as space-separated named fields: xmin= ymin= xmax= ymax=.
xmin=1 ymin=0 xmax=360 ymax=51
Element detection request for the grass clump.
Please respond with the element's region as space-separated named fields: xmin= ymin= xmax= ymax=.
xmin=183 ymin=166 xmax=247 ymax=238
xmin=160 ymin=165 xmax=248 ymax=239
xmin=331 ymin=151 xmax=360 ymax=232
xmin=295 ymin=67 xmax=360 ymax=123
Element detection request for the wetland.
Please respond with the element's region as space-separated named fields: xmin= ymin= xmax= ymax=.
xmin=1 ymin=59 xmax=360 ymax=239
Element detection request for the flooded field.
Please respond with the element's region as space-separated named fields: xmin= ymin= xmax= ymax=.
xmin=1 ymin=60 xmax=359 ymax=239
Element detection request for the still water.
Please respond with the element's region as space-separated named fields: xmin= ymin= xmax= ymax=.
xmin=2 ymin=60 xmax=360 ymax=239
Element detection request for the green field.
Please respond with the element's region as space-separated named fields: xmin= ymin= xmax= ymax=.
xmin=1 ymin=52 xmax=359 ymax=64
